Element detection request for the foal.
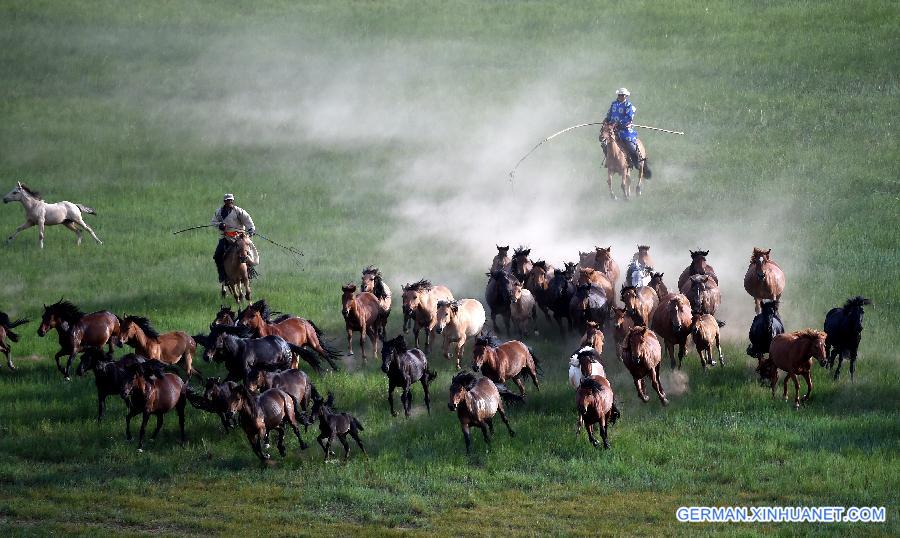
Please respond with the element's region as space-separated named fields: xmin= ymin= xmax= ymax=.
xmin=690 ymin=313 xmax=725 ymax=369
xmin=380 ymin=335 xmax=436 ymax=418
xmin=308 ymin=390 xmax=367 ymax=462
xmin=341 ymin=283 xmax=387 ymax=360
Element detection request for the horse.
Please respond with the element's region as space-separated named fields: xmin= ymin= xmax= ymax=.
xmin=743 ymin=248 xmax=786 ymax=314
xmin=210 ymin=305 xmax=237 ymax=329
xmin=448 ymin=372 xmax=520 ymax=454
xmin=361 ymin=265 xmax=392 ymax=313
xmin=576 ymin=267 xmax=615 ymax=306
xmin=576 ymin=376 xmax=620 ymax=449
xmin=472 ymin=333 xmax=540 ymax=397
xmin=401 ymin=279 xmax=454 ymax=353
xmin=220 ymin=231 xmax=253 ymax=304
xmin=690 ymin=313 xmax=725 ymax=369
xmin=632 ymin=245 xmax=655 ymax=269
xmin=76 ymin=349 xmax=153 ymax=422
xmin=0 ymin=312 xmax=28 ymax=370
xmin=648 ymin=271 xmax=670 ymax=300
xmin=380 ymin=335 xmax=436 ymax=417
xmin=490 ymin=245 xmax=511 ymax=273
xmin=307 ymin=390 xmax=367 ymax=462
xmin=3 ymin=181 xmax=102 ymax=248
xmin=824 ymin=296 xmax=873 ymax=381
xmin=341 ymin=283 xmax=387 ymax=360
xmin=579 ymin=320 xmax=605 ymax=355
xmin=757 ymin=330 xmax=828 ymax=409
xmin=547 ymin=262 xmax=576 ymax=334
xmin=592 ymin=246 xmax=620 ymax=287
xmin=247 ymin=368 xmax=314 ymax=423
xmin=568 ymin=346 xmax=606 ymax=390
xmin=525 ymin=260 xmax=555 ymax=322
xmin=37 ymin=299 xmax=120 ymax=380
xmin=570 ymin=283 xmax=609 ymax=333
xmin=747 ymin=300 xmax=785 ymax=374
xmin=435 ymin=299 xmax=487 ymax=368
xmin=621 ymin=326 xmax=668 ymax=405
xmin=201 ymin=325 xmax=302 ymax=383
xmin=650 ymin=293 xmax=692 ymax=369
xmin=620 ymin=285 xmax=659 ymax=326
xmin=121 ymin=362 xmax=187 ymax=451
xmin=599 ymin=122 xmax=650 ymax=200
xmin=228 ymin=384 xmax=308 ymax=461
xmin=681 ymin=274 xmax=721 ymax=316
xmin=509 ymin=280 xmax=537 ymax=338
xmin=677 ymin=249 xmax=719 ymax=290
xmin=187 ymin=377 xmax=240 ymax=432
xmin=119 ymin=315 xmax=199 ymax=381
xmin=610 ymin=308 xmax=634 ymax=361
xmin=484 ymin=271 xmax=513 ymax=335
xmin=509 ymin=246 xmax=533 ymax=283
xmin=237 ymin=299 xmax=340 ymax=370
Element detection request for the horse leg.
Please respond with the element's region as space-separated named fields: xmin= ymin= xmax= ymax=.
xmin=37 ymin=218 xmax=45 ymax=249
xmin=479 ymin=423 xmax=491 ymax=445
xmin=177 ymin=399 xmax=186 ymax=445
xmin=421 ymin=377 xmax=432 ymax=415
xmin=497 ymin=405 xmax=515 ymax=437
xmin=716 ymin=333 xmax=725 ymax=366
xmin=600 ymin=418 xmax=610 ymax=449
xmin=607 ymin=171 xmax=617 ymax=200
xmin=754 ymin=298 xmax=761 ymax=315
xmin=586 ymin=423 xmax=599 ymax=447
xmin=64 ymin=352 xmax=77 ymax=380
xmin=289 ymin=418 xmax=308 ymax=450
xmin=324 ymin=434 xmax=336 ymax=462
xmin=791 ymin=373 xmax=801 ymax=408
xmin=461 ymin=423 xmax=472 ymax=454
xmin=833 ymin=351 xmax=844 ymax=380
xmin=666 ymin=341 xmax=675 ymax=369
xmin=62 ymin=221 xmax=83 ymax=245
xmin=137 ymin=412 xmax=151 ymax=451
xmin=73 ymin=215 xmax=102 ymax=245
xmin=801 ymin=372 xmax=813 ymax=402
xmin=349 ymin=427 xmax=366 ymax=456
xmin=275 ymin=426 xmax=287 ymax=457
xmin=6 ymin=221 xmax=34 ymax=244
xmin=402 ymin=383 xmax=412 ymax=418
xmin=621 ymin=171 xmax=630 ymax=200
xmin=125 ymin=409 xmax=140 ymax=440
xmin=850 ymin=350 xmax=858 ymax=382
xmin=97 ymin=394 xmax=106 ymax=422
xmin=338 ymin=434 xmax=351 ymax=460
xmin=359 ymin=324 xmax=367 ymax=360
xmin=512 ymin=376 xmax=527 ymax=397
xmin=150 ymin=413 xmax=164 ymax=440
xmin=387 ymin=381 xmax=397 ymax=417
xmin=346 ymin=327 xmax=354 ymax=356
xmin=634 ymin=377 xmax=650 ymax=402
xmin=527 ymin=364 xmax=541 ymax=392
xmin=651 ymin=365 xmax=668 ymax=405
xmin=677 ymin=342 xmax=686 ymax=370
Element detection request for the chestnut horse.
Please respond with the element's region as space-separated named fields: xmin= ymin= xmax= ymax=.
xmin=37 ymin=299 xmax=120 ymax=380
xmin=599 ymin=122 xmax=649 ymax=200
xmin=448 ymin=372 xmax=519 ymax=454
xmin=401 ymin=279 xmax=454 ymax=353
xmin=757 ymin=330 xmax=827 ymax=409
xmin=592 ymin=246 xmax=620 ymax=287
xmin=568 ymin=346 xmax=606 ymax=389
xmin=648 ymin=271 xmax=670 ymax=300
xmin=650 ymin=293 xmax=692 ymax=369
xmin=121 ymin=364 xmax=187 ymax=451
xmin=681 ymin=274 xmax=721 ymax=316
xmin=210 ymin=305 xmax=237 ymax=329
xmin=119 ymin=315 xmax=199 ymax=381
xmin=744 ymin=248 xmax=786 ymax=314
xmin=690 ymin=313 xmax=725 ymax=369
xmin=621 ymin=326 xmax=668 ymax=405
xmin=360 ymin=265 xmax=392 ymax=314
xmin=620 ymin=285 xmax=659 ymax=326
xmin=576 ymin=376 xmax=620 ymax=449
xmin=0 ymin=312 xmax=28 ymax=370
xmin=221 ymin=231 xmax=253 ymax=304
xmin=237 ymin=299 xmax=340 ymax=370
xmin=525 ymin=260 xmax=555 ymax=322
xmin=576 ymin=267 xmax=615 ymax=306
xmin=677 ymin=249 xmax=718 ymax=290
xmin=341 ymin=283 xmax=387 ymax=360
xmin=472 ymin=333 xmax=540 ymax=397
xmin=579 ymin=320 xmax=605 ymax=355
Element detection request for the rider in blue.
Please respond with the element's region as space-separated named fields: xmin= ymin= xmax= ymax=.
xmin=603 ymin=87 xmax=643 ymax=168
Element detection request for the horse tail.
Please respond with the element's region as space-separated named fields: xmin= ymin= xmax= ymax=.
xmin=609 ymin=402 xmax=621 ymax=425
xmin=351 ymin=416 xmax=365 ymax=432
xmin=75 ymin=203 xmax=97 ymax=215
xmin=288 ymin=343 xmax=323 ymax=374
xmin=494 ymin=382 xmax=526 ymax=404
xmin=526 ymin=346 xmax=544 ymax=378
xmin=642 ymin=158 xmax=652 ymax=179
xmin=426 ymin=369 xmax=438 ymax=382
xmin=3 ymin=317 xmax=29 ymax=330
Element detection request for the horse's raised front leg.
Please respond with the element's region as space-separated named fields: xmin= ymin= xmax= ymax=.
xmin=7 ymin=221 xmax=34 ymax=244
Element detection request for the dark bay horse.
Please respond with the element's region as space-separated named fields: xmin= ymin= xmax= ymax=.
xmin=621 ymin=326 xmax=668 ymax=406
xmin=247 ymin=368 xmax=314 ymax=422
xmin=620 ymin=285 xmax=658 ymax=326
xmin=747 ymin=300 xmax=785 ymax=371
xmin=681 ymin=274 xmax=721 ymax=316
xmin=210 ymin=305 xmax=237 ymax=329
xmin=743 ymin=248 xmax=786 ymax=314
xmin=121 ymin=363 xmax=187 ymax=451
xmin=238 ymin=299 xmax=340 ymax=370
xmin=38 ymin=300 xmax=120 ymax=379
xmin=570 ymin=283 xmax=609 ymax=332
xmin=650 ymin=293 xmax=692 ymax=369
xmin=824 ymin=296 xmax=873 ymax=381
xmin=229 ymin=384 xmax=308 ymax=461
xmin=119 ymin=315 xmax=198 ymax=381
xmin=547 ymin=262 xmax=576 ymax=334
xmin=341 ymin=283 xmax=387 ymax=360
xmin=202 ymin=325 xmax=301 ymax=383
xmin=484 ymin=271 xmax=513 ymax=335
xmin=525 ymin=260 xmax=555 ymax=322
xmin=576 ymin=376 xmax=620 ymax=449
xmin=380 ymin=335 xmax=436 ymax=417
xmin=509 ymin=246 xmax=533 ymax=283
xmin=757 ymin=330 xmax=827 ymax=408
xmin=448 ymin=372 xmax=519 ymax=454
xmin=76 ymin=349 xmax=151 ymax=422
xmin=308 ymin=390 xmax=367 ymax=462
xmin=677 ymin=249 xmax=719 ymax=290
xmin=592 ymin=246 xmax=620 ymax=287
xmin=0 ymin=312 xmax=28 ymax=370
xmin=472 ymin=333 xmax=540 ymax=397
xmin=648 ymin=271 xmax=670 ymax=300
xmin=490 ymin=245 xmax=511 ymax=273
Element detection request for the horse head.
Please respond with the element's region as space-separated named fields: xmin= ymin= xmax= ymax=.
xmin=341 ymin=283 xmax=357 ymax=317
xmin=380 ymin=334 xmax=406 ymax=373
xmin=688 ymin=275 xmax=712 ymax=313
xmin=360 ymin=266 xmax=381 ymax=294
xmin=844 ymin=296 xmax=872 ymax=333
xmin=471 ymin=332 xmax=499 ymax=372
xmin=434 ymin=300 xmax=457 ymax=335
xmin=751 ymin=248 xmax=771 ymax=280
xmin=668 ymin=295 xmax=692 ymax=334
xmin=448 ymin=372 xmax=478 ymax=411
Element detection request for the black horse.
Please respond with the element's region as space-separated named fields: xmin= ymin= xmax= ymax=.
xmin=570 ymin=283 xmax=609 ymax=333
xmin=306 ymin=389 xmax=366 ymax=462
xmin=380 ymin=335 xmax=436 ymax=418
xmin=746 ymin=299 xmax=785 ymax=366
xmin=184 ymin=377 xmax=241 ymax=432
xmin=547 ymin=262 xmax=576 ymax=335
xmin=76 ymin=349 xmax=162 ymax=422
xmin=199 ymin=325 xmax=300 ymax=384
xmin=824 ymin=296 xmax=873 ymax=381
xmin=485 ymin=270 xmax=513 ymax=335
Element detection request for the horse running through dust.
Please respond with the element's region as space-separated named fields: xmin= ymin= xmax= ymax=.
xmin=743 ymin=248 xmax=786 ymax=314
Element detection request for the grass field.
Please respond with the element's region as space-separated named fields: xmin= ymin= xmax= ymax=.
xmin=1 ymin=1 xmax=898 ymax=535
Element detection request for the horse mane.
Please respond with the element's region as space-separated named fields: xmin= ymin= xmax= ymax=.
xmin=246 ymin=299 xmax=272 ymax=321
xmin=670 ymin=294 xmax=691 ymax=310
xmin=512 ymin=246 xmax=530 ymax=258
xmin=18 ymin=183 xmax=42 ymax=200
xmin=620 ymin=285 xmax=637 ymax=300
xmin=46 ymin=300 xmax=84 ymax=323
xmin=637 ymin=245 xmax=650 ymax=251
xmin=362 ymin=265 xmax=382 ymax=278
xmin=474 ymin=331 xmax=502 ymax=348
xmin=843 ymin=296 xmax=872 ymax=310
xmin=532 ymin=260 xmax=548 ymax=271
xmin=404 ymin=279 xmax=433 ymax=292
xmin=690 ymin=249 xmax=709 ymax=259
xmin=236 ymin=384 xmax=259 ymax=417
xmin=124 ymin=315 xmax=160 ymax=339
xmin=386 ymin=334 xmax=408 ymax=353
xmin=578 ymin=377 xmax=605 ymax=395
xmin=210 ymin=323 xmax=254 ymax=339
xmin=450 ymin=371 xmax=479 ymax=391
xmin=796 ymin=328 xmax=826 ymax=341
xmin=751 ymin=248 xmax=770 ymax=262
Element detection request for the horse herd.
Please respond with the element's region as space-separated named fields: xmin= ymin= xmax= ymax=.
xmin=0 ymin=244 xmax=874 ymax=458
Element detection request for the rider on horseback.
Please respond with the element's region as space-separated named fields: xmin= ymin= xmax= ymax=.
xmin=602 ymin=88 xmax=644 ymax=169
xmin=212 ymin=194 xmax=256 ymax=283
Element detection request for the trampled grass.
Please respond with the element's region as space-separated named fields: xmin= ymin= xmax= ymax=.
xmin=0 ymin=1 xmax=897 ymax=535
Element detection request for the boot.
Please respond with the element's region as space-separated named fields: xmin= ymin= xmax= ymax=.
xmin=216 ymin=261 xmax=226 ymax=283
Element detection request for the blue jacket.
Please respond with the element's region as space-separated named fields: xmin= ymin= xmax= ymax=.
xmin=605 ymin=99 xmax=637 ymax=141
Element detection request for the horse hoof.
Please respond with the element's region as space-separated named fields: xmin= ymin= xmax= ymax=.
xmin=264 ymin=443 xmax=270 ymax=450
xmin=609 ymin=193 xmax=617 ymax=201
xmin=661 ymin=398 xmax=669 ymax=406
xmin=64 ymin=376 xmax=71 ymax=382
xmin=137 ymin=448 xmax=143 ymax=453
xmin=640 ymin=395 xmax=650 ymax=403
xmin=636 ymin=187 xmax=642 ymax=196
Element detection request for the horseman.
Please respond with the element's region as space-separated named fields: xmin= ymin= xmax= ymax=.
xmin=602 ymin=87 xmax=644 ymax=169
xmin=212 ymin=193 xmax=256 ymax=283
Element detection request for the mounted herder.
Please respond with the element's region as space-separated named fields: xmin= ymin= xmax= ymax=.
xmin=211 ymin=194 xmax=259 ymax=303
xmin=600 ymin=88 xmax=652 ymax=199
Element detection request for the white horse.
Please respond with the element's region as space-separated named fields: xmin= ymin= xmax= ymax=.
xmin=2 ymin=182 xmax=101 ymax=248
xmin=568 ymin=346 xmax=607 ymax=390
xmin=625 ymin=260 xmax=652 ymax=288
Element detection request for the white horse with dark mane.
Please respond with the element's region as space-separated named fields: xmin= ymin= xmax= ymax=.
xmin=3 ymin=181 xmax=101 ymax=248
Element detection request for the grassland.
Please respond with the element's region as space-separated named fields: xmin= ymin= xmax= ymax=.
xmin=0 ymin=1 xmax=898 ymax=536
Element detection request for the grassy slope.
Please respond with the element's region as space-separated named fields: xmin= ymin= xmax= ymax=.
xmin=0 ymin=1 xmax=897 ymax=536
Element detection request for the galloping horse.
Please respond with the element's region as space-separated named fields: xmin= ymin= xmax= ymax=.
xmin=472 ymin=333 xmax=540 ymax=397
xmin=824 ymin=296 xmax=873 ymax=381
xmin=568 ymin=346 xmax=606 ymax=390
xmin=747 ymin=300 xmax=785 ymax=367
xmin=547 ymin=262 xmax=576 ymax=334
xmin=757 ymin=330 xmax=827 ymax=409
xmin=610 ymin=308 xmax=634 ymax=361
xmin=648 ymin=272 xmax=670 ymax=300
xmin=229 ymin=384 xmax=307 ymax=461
xmin=448 ymin=372 xmax=519 ymax=454
xmin=576 ymin=267 xmax=615 ymax=306
xmin=621 ymin=326 xmax=668 ymax=406
xmin=401 ymin=279 xmax=454 ymax=353
xmin=599 ymin=122 xmax=649 ymax=200
xmin=221 ymin=231 xmax=253 ymax=304
xmin=576 ymin=376 xmax=620 ymax=449
xmin=677 ymin=250 xmax=718 ymax=290
xmin=620 ymin=285 xmax=659 ymax=326
xmin=360 ymin=265 xmax=392 ymax=314
xmin=484 ymin=271 xmax=513 ymax=335
xmin=119 ymin=315 xmax=199 ymax=381
xmin=237 ymin=299 xmax=340 ymax=370
xmin=743 ymin=248 xmax=786 ymax=314
xmin=0 ymin=312 xmax=28 ymax=371
xmin=3 ymin=181 xmax=101 ymax=248
xmin=690 ymin=313 xmax=725 ymax=369
xmin=592 ymin=246 xmax=620 ymax=287
xmin=380 ymin=335 xmax=436 ymax=418
xmin=525 ymin=260 xmax=555 ymax=322
xmin=121 ymin=363 xmax=187 ymax=451
xmin=681 ymin=274 xmax=721 ymax=316
xmin=340 ymin=283 xmax=387 ymax=360
xmin=569 ymin=284 xmax=609 ymax=333
xmin=650 ymin=293 xmax=692 ymax=369
xmin=490 ymin=245 xmax=511 ymax=273
xmin=38 ymin=300 xmax=120 ymax=380
xmin=435 ymin=299 xmax=487 ymax=368
xmin=509 ymin=246 xmax=533 ymax=283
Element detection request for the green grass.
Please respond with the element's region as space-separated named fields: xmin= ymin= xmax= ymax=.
xmin=1 ymin=1 xmax=898 ymax=535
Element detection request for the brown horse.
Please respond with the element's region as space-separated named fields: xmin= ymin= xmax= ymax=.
xmin=448 ymin=372 xmax=519 ymax=454
xmin=650 ymin=293 xmax=692 ymax=369
xmin=119 ymin=316 xmax=199 ymax=381
xmin=237 ymin=299 xmax=340 ymax=370
xmin=210 ymin=305 xmax=237 ymax=329
xmin=592 ymin=246 xmax=620 ymax=287
xmin=677 ymin=249 xmax=718 ymax=290
xmin=472 ymin=333 xmax=540 ymax=397
xmin=620 ymin=285 xmax=659 ymax=326
xmin=0 ymin=312 xmax=28 ymax=371
xmin=757 ymin=330 xmax=827 ymax=409
xmin=509 ymin=246 xmax=533 ymax=283
xmin=610 ymin=308 xmax=634 ymax=361
xmin=490 ymin=245 xmax=511 ymax=273
xmin=222 ymin=231 xmax=253 ymax=304
xmin=648 ymin=271 xmax=670 ymax=300
xmin=744 ymin=248 xmax=786 ymax=314
xmin=525 ymin=260 xmax=555 ymax=321
xmin=401 ymin=279 xmax=454 ymax=353
xmin=633 ymin=245 xmax=655 ymax=269
xmin=599 ymin=121 xmax=649 ymax=200
xmin=37 ymin=300 xmax=120 ymax=380
xmin=360 ymin=265 xmax=392 ymax=314
xmin=341 ymin=283 xmax=387 ymax=360
xmin=229 ymin=384 xmax=308 ymax=461
xmin=576 ymin=267 xmax=615 ymax=305
xmin=121 ymin=365 xmax=187 ymax=451
xmin=690 ymin=313 xmax=725 ymax=369
xmin=576 ymin=376 xmax=620 ymax=449
xmin=621 ymin=326 xmax=668 ymax=405
xmin=681 ymin=274 xmax=721 ymax=316
xmin=579 ymin=320 xmax=605 ymax=355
